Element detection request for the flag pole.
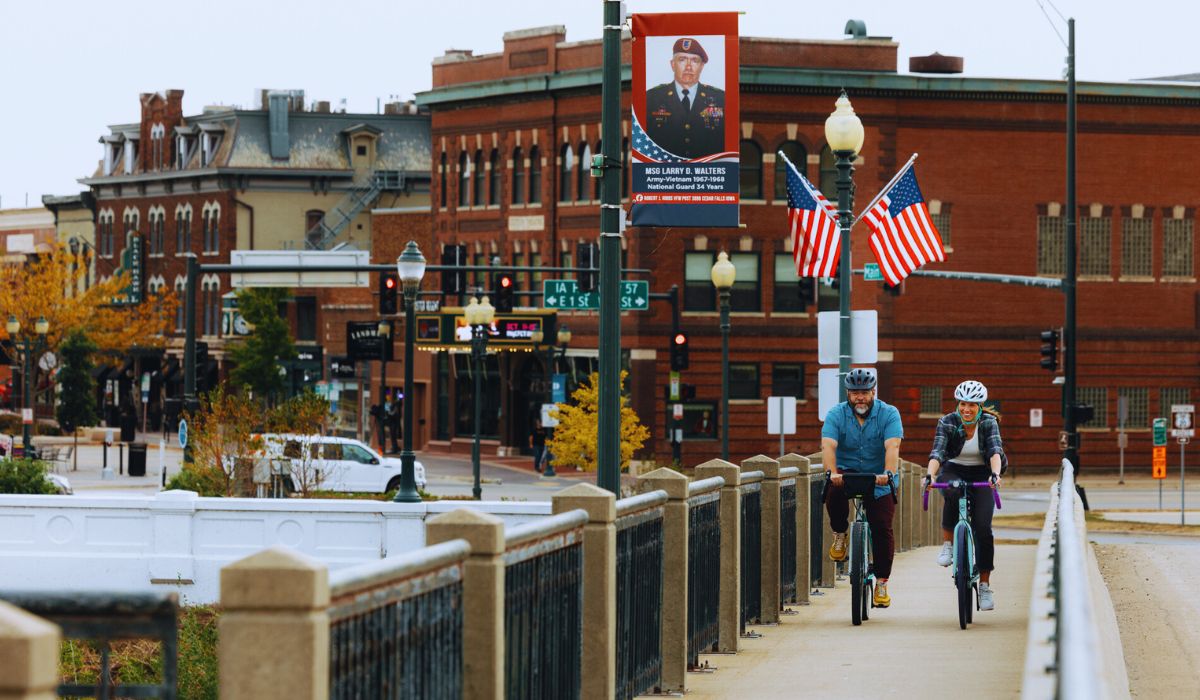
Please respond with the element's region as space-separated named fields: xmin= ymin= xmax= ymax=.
xmin=852 ymin=152 xmax=919 ymax=226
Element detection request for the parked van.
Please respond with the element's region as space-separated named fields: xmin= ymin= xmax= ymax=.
xmin=255 ymin=434 xmax=426 ymax=494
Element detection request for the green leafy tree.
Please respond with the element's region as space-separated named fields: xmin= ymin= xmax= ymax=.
xmin=227 ymin=287 xmax=297 ymax=406
xmin=264 ymin=391 xmax=331 ymax=496
xmin=545 ymin=371 xmax=649 ymax=473
xmin=55 ymin=330 xmax=99 ymax=471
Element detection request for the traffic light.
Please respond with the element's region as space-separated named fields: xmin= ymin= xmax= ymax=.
xmin=379 ymin=272 xmax=399 ymax=315
xmin=1039 ymin=329 xmax=1060 ymax=371
xmin=577 ymin=242 xmax=598 ymax=293
xmin=670 ymin=331 xmax=689 ymax=371
xmin=493 ymin=271 xmax=515 ymax=312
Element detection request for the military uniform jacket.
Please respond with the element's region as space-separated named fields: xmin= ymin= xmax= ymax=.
xmin=644 ymin=82 xmax=726 ymax=159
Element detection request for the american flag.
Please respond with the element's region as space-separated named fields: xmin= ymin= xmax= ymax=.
xmin=862 ymin=165 xmax=945 ymax=286
xmin=631 ymin=115 xmax=739 ymax=164
xmin=783 ymin=154 xmax=841 ymax=277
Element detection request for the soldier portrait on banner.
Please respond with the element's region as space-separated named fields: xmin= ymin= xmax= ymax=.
xmin=644 ymin=36 xmax=726 ymax=160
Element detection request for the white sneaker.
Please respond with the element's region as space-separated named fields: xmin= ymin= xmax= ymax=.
xmin=937 ymin=542 xmax=953 ymax=567
xmin=979 ymin=583 xmax=995 ymax=611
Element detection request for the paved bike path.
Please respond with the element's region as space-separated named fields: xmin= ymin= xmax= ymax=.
xmin=684 ymin=544 xmax=1035 ymax=699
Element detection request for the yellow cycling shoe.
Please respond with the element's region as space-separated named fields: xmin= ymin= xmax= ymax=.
xmin=873 ymin=580 xmax=891 ymax=608
xmin=829 ymin=532 xmax=848 ymax=562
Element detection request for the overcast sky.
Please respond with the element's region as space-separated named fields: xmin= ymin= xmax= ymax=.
xmin=2 ymin=0 xmax=1195 ymax=209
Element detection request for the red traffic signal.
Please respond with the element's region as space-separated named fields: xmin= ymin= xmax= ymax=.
xmin=384 ymin=276 xmax=397 ymax=290
xmin=493 ymin=271 xmax=515 ymax=312
xmin=673 ymin=333 xmax=687 ymax=346
xmin=670 ymin=331 xmax=689 ymax=371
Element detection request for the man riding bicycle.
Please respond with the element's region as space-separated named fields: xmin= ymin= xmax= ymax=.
xmin=822 ymin=369 xmax=904 ymax=607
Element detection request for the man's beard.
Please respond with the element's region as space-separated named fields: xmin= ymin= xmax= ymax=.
xmin=854 ymin=401 xmax=873 ymax=417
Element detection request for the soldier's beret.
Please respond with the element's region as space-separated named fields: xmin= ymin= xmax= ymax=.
xmin=672 ymin=37 xmax=708 ymax=63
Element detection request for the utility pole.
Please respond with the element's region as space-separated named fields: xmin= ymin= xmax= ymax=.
xmin=596 ymin=0 xmax=622 ymax=494
xmin=1063 ymin=18 xmax=1079 ymax=470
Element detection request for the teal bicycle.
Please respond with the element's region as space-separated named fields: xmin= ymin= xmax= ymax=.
xmin=825 ymin=472 xmax=896 ymax=626
xmin=924 ymin=475 xmax=1001 ymax=629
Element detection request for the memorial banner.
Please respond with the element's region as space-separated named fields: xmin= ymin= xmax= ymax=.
xmin=631 ymin=12 xmax=739 ymax=228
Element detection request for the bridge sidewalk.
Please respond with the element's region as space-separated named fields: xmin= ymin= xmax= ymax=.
xmin=683 ymin=544 xmax=1036 ymax=699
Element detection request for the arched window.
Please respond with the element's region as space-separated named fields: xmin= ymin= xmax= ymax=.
xmin=473 ymin=149 xmax=485 ymax=206
xmin=488 ymin=149 xmax=501 ymax=205
xmin=819 ymin=145 xmax=837 ymax=199
xmin=440 ymin=152 xmax=447 ymax=208
xmin=775 ymin=141 xmax=807 ymax=201
xmin=559 ymin=144 xmax=574 ymax=203
xmin=511 ymin=147 xmax=525 ymax=205
xmin=740 ymin=140 xmax=763 ymax=200
xmin=458 ymin=151 xmax=469 ymax=207
xmin=529 ymin=146 xmax=542 ymax=204
xmin=577 ymin=142 xmax=591 ymax=202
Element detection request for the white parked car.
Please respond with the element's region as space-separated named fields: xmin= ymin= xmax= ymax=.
xmin=255 ymin=434 xmax=426 ymax=494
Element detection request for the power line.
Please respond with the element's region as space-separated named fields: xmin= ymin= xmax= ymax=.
xmin=1035 ymin=0 xmax=1069 ymax=48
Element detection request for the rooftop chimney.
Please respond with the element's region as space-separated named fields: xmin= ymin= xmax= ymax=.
xmin=909 ymin=52 xmax=964 ymax=74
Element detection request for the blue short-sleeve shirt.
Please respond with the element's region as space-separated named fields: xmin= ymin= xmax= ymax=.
xmin=822 ymin=398 xmax=904 ymax=498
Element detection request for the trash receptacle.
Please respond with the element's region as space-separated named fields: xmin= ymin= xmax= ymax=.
xmin=120 ymin=411 xmax=137 ymax=442
xmin=128 ymin=442 xmax=147 ymax=477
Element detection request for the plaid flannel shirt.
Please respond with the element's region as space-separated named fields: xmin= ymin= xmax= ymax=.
xmin=928 ymin=411 xmax=1007 ymax=471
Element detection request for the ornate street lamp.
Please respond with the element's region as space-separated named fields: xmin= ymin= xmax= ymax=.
xmin=467 ymin=294 xmax=495 ymax=499
xmin=6 ymin=315 xmax=50 ymax=456
xmin=824 ymin=91 xmax=865 ymax=401
xmin=710 ymin=252 xmax=736 ymax=461
xmin=392 ymin=241 xmax=426 ymax=503
xmin=376 ymin=320 xmax=392 ymax=454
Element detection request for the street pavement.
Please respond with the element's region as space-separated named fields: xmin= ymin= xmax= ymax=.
xmin=34 ymin=432 xmax=606 ymax=501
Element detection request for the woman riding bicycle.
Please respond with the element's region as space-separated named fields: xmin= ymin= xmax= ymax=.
xmin=924 ymin=380 xmax=1006 ymax=611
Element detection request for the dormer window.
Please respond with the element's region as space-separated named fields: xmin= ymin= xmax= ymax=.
xmin=175 ymin=125 xmax=197 ymax=168
xmin=101 ymin=135 xmax=122 ymax=176
xmin=198 ymin=123 xmax=226 ymax=167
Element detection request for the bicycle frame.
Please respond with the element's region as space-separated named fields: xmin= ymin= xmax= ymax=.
xmin=924 ymin=479 xmax=1002 ymax=627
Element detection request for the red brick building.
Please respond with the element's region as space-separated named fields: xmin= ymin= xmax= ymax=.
xmin=81 ymin=89 xmax=431 ymax=437
xmin=416 ymin=25 xmax=1199 ymax=471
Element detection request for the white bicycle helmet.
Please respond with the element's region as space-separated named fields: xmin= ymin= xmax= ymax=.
xmin=954 ymin=380 xmax=988 ymax=403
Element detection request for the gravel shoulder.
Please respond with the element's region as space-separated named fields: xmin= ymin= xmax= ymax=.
xmin=1094 ymin=544 xmax=1200 ymax=698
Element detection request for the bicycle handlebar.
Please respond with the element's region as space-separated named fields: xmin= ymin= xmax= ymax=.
xmin=823 ymin=470 xmax=898 ymax=504
xmin=922 ymin=479 xmax=1002 ymax=511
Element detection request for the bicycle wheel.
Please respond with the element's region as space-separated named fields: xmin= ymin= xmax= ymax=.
xmin=861 ymin=523 xmax=872 ymax=621
xmin=850 ymin=521 xmax=865 ymax=626
xmin=955 ymin=524 xmax=971 ymax=630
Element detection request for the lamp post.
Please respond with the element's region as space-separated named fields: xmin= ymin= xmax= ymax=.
xmin=377 ymin=320 xmax=391 ymax=454
xmin=710 ymin=253 xmax=736 ymax=462
xmin=533 ymin=324 xmax=571 ymax=478
xmin=6 ymin=315 xmax=49 ymax=456
xmin=392 ymin=241 xmax=426 ymax=504
xmin=824 ymin=91 xmax=865 ymax=402
xmin=466 ymin=295 xmax=495 ymax=500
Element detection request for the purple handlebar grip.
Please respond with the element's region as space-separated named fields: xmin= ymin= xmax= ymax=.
xmin=922 ymin=488 xmax=929 ymax=511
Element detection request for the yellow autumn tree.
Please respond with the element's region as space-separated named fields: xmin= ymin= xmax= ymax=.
xmin=0 ymin=244 xmax=177 ymax=359
xmin=546 ymin=370 xmax=649 ymax=473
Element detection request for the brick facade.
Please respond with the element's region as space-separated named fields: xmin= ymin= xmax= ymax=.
xmin=419 ymin=26 xmax=1200 ymax=471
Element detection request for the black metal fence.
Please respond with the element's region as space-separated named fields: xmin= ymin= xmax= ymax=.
xmin=780 ymin=478 xmax=798 ymax=605
xmin=327 ymin=540 xmax=468 ymax=700
xmin=739 ymin=481 xmax=763 ymax=631
xmin=503 ymin=516 xmax=585 ymax=700
xmin=686 ymin=486 xmax=721 ymax=668
xmin=615 ymin=494 xmax=665 ymax=700
xmin=0 ymin=591 xmax=178 ymax=699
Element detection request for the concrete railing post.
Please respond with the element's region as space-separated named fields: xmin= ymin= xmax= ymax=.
xmin=219 ymin=547 xmax=330 ymax=700
xmin=426 ymin=509 xmax=505 ymax=700
xmin=637 ymin=467 xmax=689 ymax=693
xmin=694 ymin=458 xmax=741 ymax=653
xmin=779 ymin=454 xmax=811 ymax=605
xmin=552 ymin=484 xmax=616 ymax=700
xmin=0 ymin=601 xmax=60 ymax=700
xmin=896 ymin=463 xmax=909 ymax=552
xmin=742 ymin=455 xmax=780 ymax=624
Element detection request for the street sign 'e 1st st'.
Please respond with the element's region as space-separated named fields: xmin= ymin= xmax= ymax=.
xmin=542 ymin=279 xmax=649 ymax=311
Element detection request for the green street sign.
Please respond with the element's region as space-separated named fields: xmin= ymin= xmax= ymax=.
xmin=863 ymin=263 xmax=883 ymax=282
xmin=1153 ymin=417 xmax=1168 ymax=446
xmin=543 ymin=279 xmax=649 ymax=311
